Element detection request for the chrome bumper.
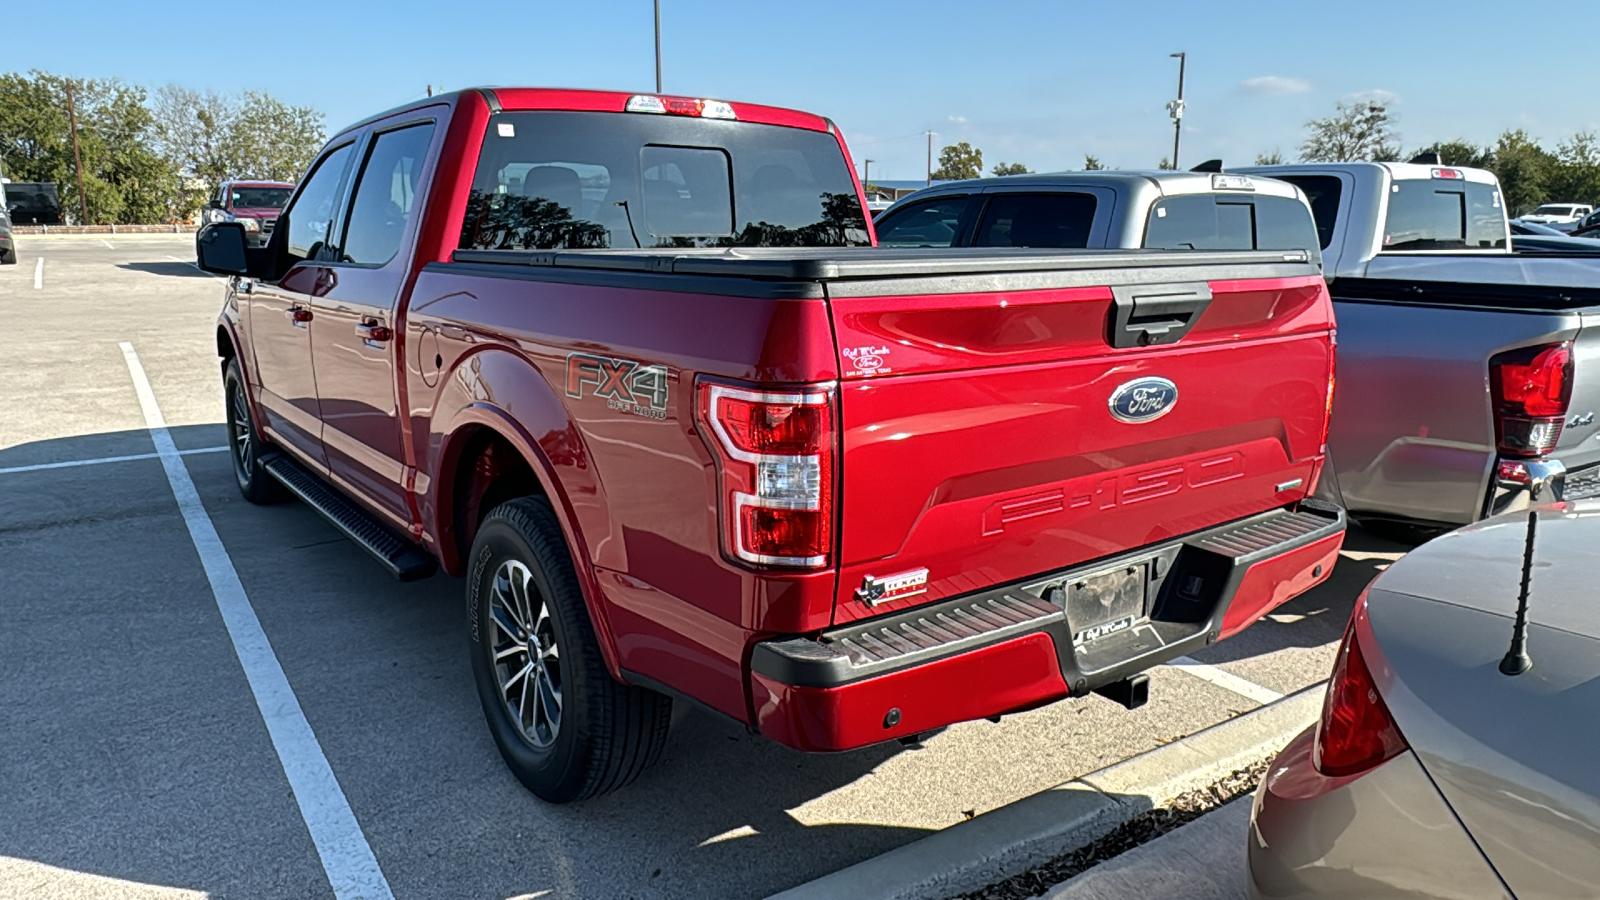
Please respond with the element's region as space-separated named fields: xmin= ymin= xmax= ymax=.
xmin=1485 ymin=458 xmax=1566 ymax=518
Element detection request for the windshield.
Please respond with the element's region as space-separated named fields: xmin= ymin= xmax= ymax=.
xmin=1532 ymin=205 xmax=1574 ymax=217
xmin=459 ymin=111 xmax=869 ymax=250
xmin=1383 ymin=179 xmax=1505 ymax=251
xmin=230 ymin=187 xmax=291 ymax=209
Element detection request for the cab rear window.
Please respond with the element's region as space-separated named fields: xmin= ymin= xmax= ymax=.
xmin=459 ymin=111 xmax=869 ymax=250
xmin=1383 ymin=180 xmax=1506 ymax=251
xmin=1143 ymin=194 xmax=1320 ymax=256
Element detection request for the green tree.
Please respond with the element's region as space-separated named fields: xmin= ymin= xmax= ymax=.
xmin=931 ymin=142 xmax=983 ymax=181
xmin=0 ymin=71 xmax=174 ymax=223
xmin=1157 ymin=157 xmax=1175 ymax=170
xmin=1491 ymin=129 xmax=1554 ymax=216
xmin=225 ymin=91 xmax=324 ymax=183
xmin=1299 ymin=101 xmax=1400 ymax=163
xmin=991 ymin=161 xmax=1030 ymax=176
xmin=1548 ymin=132 xmax=1600 ymax=204
xmin=1083 ymin=155 xmax=1105 ymax=170
xmin=1407 ymin=138 xmax=1492 ymax=169
xmin=1254 ymin=149 xmax=1285 ymax=165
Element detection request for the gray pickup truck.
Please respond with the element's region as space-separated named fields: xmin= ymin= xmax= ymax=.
xmin=1237 ymin=162 xmax=1600 ymax=532
xmin=873 ymin=170 xmax=1320 ymax=259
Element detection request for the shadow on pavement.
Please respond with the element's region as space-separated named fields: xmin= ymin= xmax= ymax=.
xmin=116 ymin=260 xmax=205 ymax=278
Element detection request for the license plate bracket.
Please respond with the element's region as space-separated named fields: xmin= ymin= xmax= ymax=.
xmin=1064 ymin=562 xmax=1148 ymax=647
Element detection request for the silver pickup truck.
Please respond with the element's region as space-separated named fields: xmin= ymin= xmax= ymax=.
xmin=1237 ymin=162 xmax=1600 ymax=533
xmin=873 ymin=170 xmax=1320 ymax=259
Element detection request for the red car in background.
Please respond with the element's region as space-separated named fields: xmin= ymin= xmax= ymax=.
xmin=202 ymin=179 xmax=293 ymax=247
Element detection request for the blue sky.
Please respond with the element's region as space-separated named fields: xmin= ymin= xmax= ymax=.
xmin=18 ymin=1 xmax=1599 ymax=180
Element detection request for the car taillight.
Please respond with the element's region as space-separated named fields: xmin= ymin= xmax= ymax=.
xmin=1490 ymin=342 xmax=1573 ymax=458
xmin=1314 ymin=594 xmax=1408 ymax=777
xmin=698 ymin=381 xmax=834 ymax=568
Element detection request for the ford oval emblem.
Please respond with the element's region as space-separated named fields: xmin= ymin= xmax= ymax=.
xmin=1108 ymin=377 xmax=1178 ymax=423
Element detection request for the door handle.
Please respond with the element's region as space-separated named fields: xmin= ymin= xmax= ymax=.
xmin=289 ymin=305 xmax=313 ymax=324
xmin=357 ymin=322 xmax=393 ymax=343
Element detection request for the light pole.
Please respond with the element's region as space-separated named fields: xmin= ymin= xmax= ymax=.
xmin=1166 ymin=52 xmax=1186 ymax=170
xmin=924 ymin=131 xmax=936 ymax=186
xmin=862 ymin=159 xmax=874 ymax=189
xmin=654 ymin=0 xmax=663 ymax=93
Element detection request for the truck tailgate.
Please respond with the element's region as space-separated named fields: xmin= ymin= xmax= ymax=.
xmin=826 ymin=261 xmax=1333 ymax=624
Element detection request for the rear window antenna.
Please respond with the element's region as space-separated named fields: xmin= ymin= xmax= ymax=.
xmin=1499 ymin=510 xmax=1537 ymax=676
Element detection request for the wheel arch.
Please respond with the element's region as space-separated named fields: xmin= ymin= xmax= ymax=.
xmin=430 ymin=372 xmax=620 ymax=677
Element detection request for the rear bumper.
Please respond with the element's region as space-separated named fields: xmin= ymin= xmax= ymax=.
xmin=751 ymin=503 xmax=1345 ymax=752
xmin=1248 ymin=729 xmax=1505 ymax=900
xmin=1484 ymin=457 xmax=1567 ymax=518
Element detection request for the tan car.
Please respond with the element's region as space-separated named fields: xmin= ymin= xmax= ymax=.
xmin=1249 ymin=501 xmax=1600 ymax=899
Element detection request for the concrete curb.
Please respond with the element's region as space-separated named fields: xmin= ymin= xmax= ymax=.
xmin=766 ymin=685 xmax=1324 ymax=900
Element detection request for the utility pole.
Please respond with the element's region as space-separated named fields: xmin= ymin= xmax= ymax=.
xmin=654 ymin=0 xmax=663 ymax=93
xmin=862 ymin=159 xmax=873 ymax=189
xmin=924 ymin=131 xmax=936 ymax=186
xmin=65 ymin=81 xmax=89 ymax=225
xmin=1166 ymin=52 xmax=1186 ymax=170
xmin=426 ymin=84 xmax=433 ymax=97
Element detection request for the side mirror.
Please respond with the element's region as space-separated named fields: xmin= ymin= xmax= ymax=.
xmin=206 ymin=199 xmax=223 ymax=210
xmin=196 ymin=222 xmax=249 ymax=274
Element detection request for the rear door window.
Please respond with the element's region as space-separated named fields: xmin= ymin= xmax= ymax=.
xmin=872 ymin=195 xmax=976 ymax=247
xmin=1143 ymin=193 xmax=1319 ymax=255
xmin=1383 ymin=180 xmax=1505 ymax=250
xmin=973 ymin=193 xmax=1097 ymax=248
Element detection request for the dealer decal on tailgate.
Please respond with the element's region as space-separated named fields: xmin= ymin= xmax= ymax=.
xmin=565 ymin=352 xmax=672 ymax=420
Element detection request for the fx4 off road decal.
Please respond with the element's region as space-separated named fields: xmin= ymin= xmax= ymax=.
xmin=565 ymin=353 xmax=672 ymax=420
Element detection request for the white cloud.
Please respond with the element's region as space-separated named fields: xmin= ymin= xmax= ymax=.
xmin=1348 ymin=88 xmax=1401 ymax=105
xmin=947 ymin=115 xmax=968 ymax=124
xmin=1238 ymin=76 xmax=1311 ymax=97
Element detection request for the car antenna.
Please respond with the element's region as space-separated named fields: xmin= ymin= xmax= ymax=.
xmin=1499 ymin=510 xmax=1538 ymax=676
xmin=1409 ymin=151 xmax=1444 ymax=165
xmin=614 ymin=200 xmax=644 ymax=248
xmin=1189 ymin=159 xmax=1223 ymax=173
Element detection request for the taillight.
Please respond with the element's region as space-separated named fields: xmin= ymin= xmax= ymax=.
xmin=1314 ymin=594 xmax=1408 ymax=777
xmin=1490 ymin=342 xmax=1573 ymax=458
xmin=625 ymin=94 xmax=738 ymax=119
xmin=698 ymin=381 xmax=834 ymax=568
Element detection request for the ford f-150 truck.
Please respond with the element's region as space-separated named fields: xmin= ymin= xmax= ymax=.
xmin=202 ymin=179 xmax=294 ymax=247
xmin=194 ymin=88 xmax=1345 ymax=802
xmin=1236 ymin=162 xmax=1600 ymax=533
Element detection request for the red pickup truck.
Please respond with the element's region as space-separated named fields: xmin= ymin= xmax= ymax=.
xmin=195 ymin=87 xmax=1345 ymax=802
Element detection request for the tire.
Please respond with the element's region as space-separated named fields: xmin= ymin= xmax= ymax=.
xmin=467 ymin=498 xmax=671 ymax=802
xmin=223 ymin=357 xmax=285 ymax=504
xmin=0 ymin=247 xmax=15 ymax=265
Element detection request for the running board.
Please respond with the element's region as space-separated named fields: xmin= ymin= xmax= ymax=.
xmin=261 ymin=453 xmax=437 ymax=582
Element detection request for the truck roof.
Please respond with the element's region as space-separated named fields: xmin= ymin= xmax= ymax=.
xmin=226 ymin=179 xmax=295 ymax=189
xmin=1237 ymin=160 xmax=1500 ymax=186
xmin=891 ymin=169 xmax=1306 ymax=202
xmin=335 ymin=87 xmax=832 ymax=139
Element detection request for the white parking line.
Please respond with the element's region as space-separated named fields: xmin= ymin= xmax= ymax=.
xmin=33 ymin=256 xmax=43 ymax=289
xmin=0 ymin=446 xmax=227 ymax=476
xmin=1166 ymin=657 xmax=1284 ymax=706
xmin=101 ymin=239 xmax=115 ymax=249
xmin=119 ymin=342 xmax=395 ymax=900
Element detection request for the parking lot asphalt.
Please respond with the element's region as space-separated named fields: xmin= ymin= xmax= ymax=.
xmin=0 ymin=235 xmax=1405 ymax=899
